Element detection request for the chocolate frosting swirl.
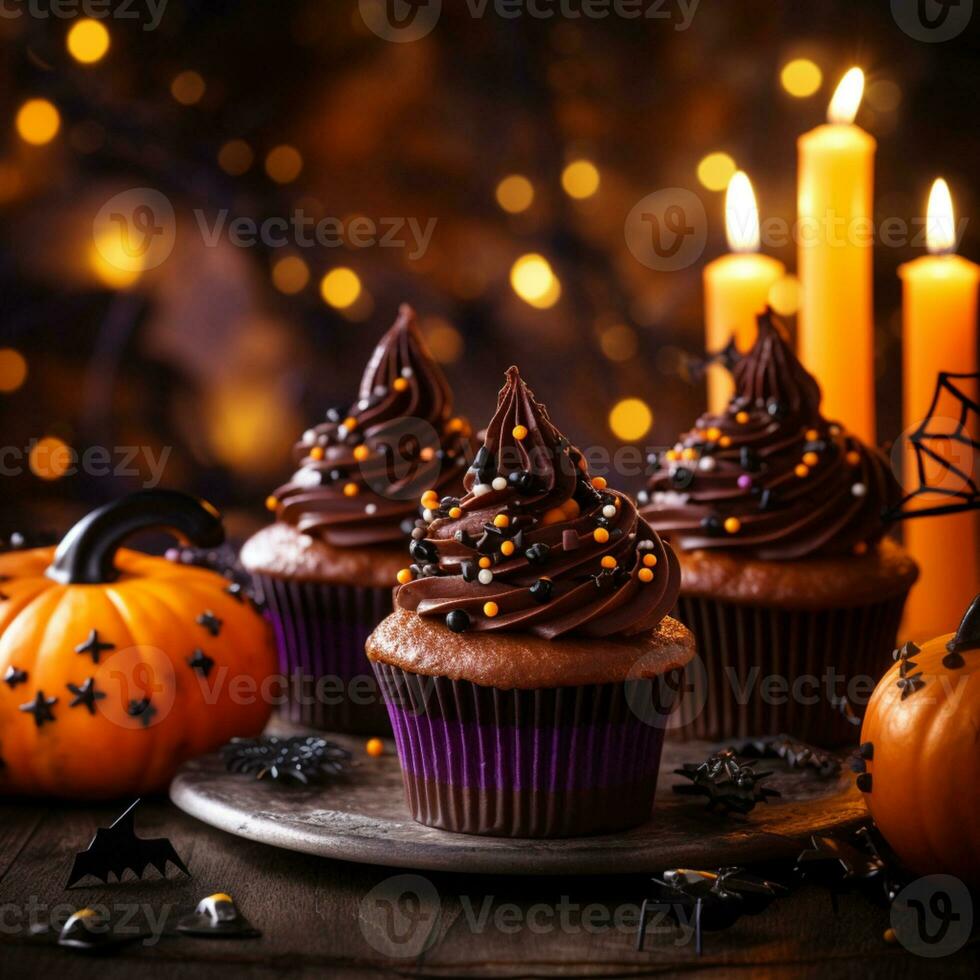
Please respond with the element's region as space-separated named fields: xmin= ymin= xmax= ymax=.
xmin=270 ymin=305 xmax=472 ymax=547
xmin=640 ymin=312 xmax=901 ymax=560
xmin=395 ymin=367 xmax=681 ymax=639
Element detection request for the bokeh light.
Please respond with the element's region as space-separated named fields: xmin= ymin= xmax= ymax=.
xmin=495 ymin=174 xmax=534 ymax=213
xmin=867 ymin=79 xmax=902 ymax=112
xmin=272 ymin=255 xmax=310 ymax=294
xmin=29 ymin=437 xmax=72 ymax=480
xmin=15 ymin=99 xmax=61 ymax=146
xmin=768 ymin=275 xmax=801 ymax=316
xmin=320 ymin=267 xmax=362 ymax=309
xmin=265 ymin=144 xmax=303 ymax=184
xmin=171 ymin=70 xmax=206 ymax=106
xmin=598 ymin=324 xmax=638 ymax=362
xmin=780 ymin=59 xmax=822 ymax=97
xmin=218 ymin=139 xmax=254 ymax=175
xmin=88 ymin=230 xmax=142 ymax=290
xmin=561 ymin=159 xmax=600 ymax=199
xmin=0 ymin=349 xmax=28 ymax=393
xmin=421 ymin=317 xmax=464 ymax=363
xmin=67 ymin=19 xmax=111 ymax=64
xmin=609 ymin=398 xmax=653 ymax=441
xmin=696 ymin=152 xmax=736 ymax=191
xmin=510 ymin=253 xmax=561 ymax=309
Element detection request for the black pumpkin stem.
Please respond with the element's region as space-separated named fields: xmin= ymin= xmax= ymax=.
xmin=947 ymin=594 xmax=980 ymax=656
xmin=47 ymin=490 xmax=224 ymax=585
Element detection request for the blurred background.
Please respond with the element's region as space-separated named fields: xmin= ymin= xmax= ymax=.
xmin=0 ymin=0 xmax=977 ymax=542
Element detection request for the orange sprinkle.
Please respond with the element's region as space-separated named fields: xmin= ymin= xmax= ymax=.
xmin=343 ymin=482 xmax=359 ymax=497
xmin=706 ymin=426 xmax=721 ymax=441
xmin=483 ymin=601 xmax=499 ymax=618
xmin=681 ymin=448 xmax=697 ymax=461
xmin=393 ymin=377 xmax=409 ymax=392
xmin=853 ymin=541 xmax=868 ymax=556
xmin=805 ymin=428 xmax=820 ymax=441
xmin=795 ymin=464 xmax=810 ymax=478
xmin=735 ymin=411 xmax=749 ymax=424
xmin=447 ymin=417 xmax=465 ymax=433
xmin=512 ymin=425 xmax=528 ymax=440
xmin=541 ymin=507 xmax=565 ymax=526
xmin=396 ymin=568 xmax=413 ymax=585
xmin=342 ymin=416 xmax=357 ymax=430
xmin=591 ymin=476 xmax=607 ymax=490
xmin=719 ymin=436 xmax=732 ymax=448
xmin=601 ymin=556 xmax=617 ymax=569
xmin=420 ymin=447 xmax=435 ymax=461
xmin=309 ymin=446 xmax=325 ymax=461
xmin=665 ymin=449 xmax=681 ymax=462
xmin=421 ymin=490 xmax=439 ymax=507
xmin=353 ymin=445 xmax=369 ymax=462
xmin=846 ymin=450 xmax=861 ymax=466
xmin=638 ymin=567 xmax=654 ymax=583
xmin=724 ymin=517 xmax=741 ymax=534
xmin=802 ymin=451 xmax=819 ymax=467
xmin=265 ymin=495 xmax=278 ymax=511
xmin=642 ymin=553 xmax=657 ymax=567
xmin=493 ymin=514 xmax=510 ymax=529
xmin=366 ymin=738 xmax=384 ymax=757
xmin=562 ymin=499 xmax=581 ymax=519
xmin=479 ymin=557 xmax=492 ymax=569
xmin=449 ymin=506 xmax=462 ymax=519
xmin=500 ymin=540 xmax=515 ymax=557
xmin=593 ymin=528 xmax=610 ymax=544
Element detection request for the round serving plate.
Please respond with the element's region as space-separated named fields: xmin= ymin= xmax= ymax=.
xmin=170 ymin=729 xmax=866 ymax=876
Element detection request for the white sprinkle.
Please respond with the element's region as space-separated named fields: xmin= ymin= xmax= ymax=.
xmin=851 ymin=483 xmax=867 ymax=498
xmin=492 ymin=477 xmax=507 ymax=491
xmin=374 ymin=385 xmax=387 ymax=397
xmin=602 ymin=505 xmax=616 ymax=519
xmin=478 ymin=569 xmax=494 ymax=585
xmin=358 ymin=399 xmax=370 ymax=410
xmin=674 ymin=442 xmax=684 ymax=452
xmin=401 ymin=366 xmax=414 ymax=379
xmin=829 ymin=424 xmax=842 ymax=435
xmin=365 ymin=503 xmax=377 ymax=515
xmin=299 ymin=534 xmax=314 ymax=549
xmin=698 ymin=456 xmax=716 ymax=471
xmin=337 ymin=426 xmax=349 ymax=440
xmin=637 ymin=539 xmax=654 ymax=550
xmin=422 ymin=508 xmax=434 ymax=521
xmin=302 ymin=429 xmax=316 ymax=445
xmin=473 ymin=483 xmax=492 ymax=497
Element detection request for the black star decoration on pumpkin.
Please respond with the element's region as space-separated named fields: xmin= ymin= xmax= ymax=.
xmin=4 ymin=665 xmax=28 ymax=689
xmin=68 ymin=678 xmax=107 ymax=715
xmin=897 ymin=672 xmax=925 ymax=699
xmin=187 ymin=649 xmax=215 ymax=677
xmin=0 ymin=574 xmax=9 ymax=600
xmin=196 ymin=611 xmax=222 ymax=637
xmin=127 ymin=698 xmax=157 ymax=727
xmin=75 ymin=629 xmax=115 ymax=665
xmin=20 ymin=691 xmax=58 ymax=728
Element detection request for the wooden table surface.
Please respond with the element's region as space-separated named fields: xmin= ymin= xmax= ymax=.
xmin=0 ymin=797 xmax=976 ymax=979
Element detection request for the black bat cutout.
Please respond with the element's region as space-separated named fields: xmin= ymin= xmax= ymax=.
xmin=66 ymin=799 xmax=191 ymax=888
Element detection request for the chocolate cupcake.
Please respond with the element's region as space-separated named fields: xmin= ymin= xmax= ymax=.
xmin=367 ymin=367 xmax=694 ymax=837
xmin=242 ymin=305 xmax=473 ymax=733
xmin=640 ymin=313 xmax=918 ymax=746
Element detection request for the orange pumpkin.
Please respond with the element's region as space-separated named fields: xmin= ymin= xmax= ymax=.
xmin=858 ymin=595 xmax=980 ymax=883
xmin=0 ymin=490 xmax=276 ymax=798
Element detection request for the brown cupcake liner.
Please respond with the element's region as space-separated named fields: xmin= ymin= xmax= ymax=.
xmin=670 ymin=591 xmax=910 ymax=747
xmin=372 ymin=661 xmax=684 ymax=838
xmin=253 ymin=573 xmax=392 ymax=735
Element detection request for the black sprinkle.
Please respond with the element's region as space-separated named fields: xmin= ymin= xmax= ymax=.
xmin=700 ymin=515 xmax=722 ymax=534
xmin=188 ymin=649 xmax=216 ymax=677
xmin=859 ymin=742 xmax=874 ymax=760
xmin=196 ymin=611 xmax=223 ymax=637
xmin=525 ymin=543 xmax=550 ymax=565
xmin=758 ymin=489 xmax=774 ymax=511
xmin=942 ymin=650 xmax=966 ymax=670
xmin=127 ymin=698 xmax=158 ymax=727
xmin=671 ymin=467 xmax=695 ymax=490
xmin=224 ymin=582 xmax=245 ymax=603
xmin=856 ymin=773 xmax=873 ymax=793
xmin=446 ymin=610 xmax=471 ymax=633
xmin=509 ymin=469 xmax=543 ymax=496
xmin=530 ymin=579 xmax=553 ymax=603
xmin=766 ymin=400 xmax=785 ymax=420
xmin=410 ymin=539 xmax=438 ymax=564
xmin=740 ymin=446 xmax=761 ymax=471
xmin=461 ymin=561 xmax=479 ymax=583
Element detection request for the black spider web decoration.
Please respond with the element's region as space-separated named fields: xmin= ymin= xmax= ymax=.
xmin=885 ymin=371 xmax=980 ymax=522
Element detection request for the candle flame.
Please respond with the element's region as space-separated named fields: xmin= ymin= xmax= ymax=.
xmin=926 ymin=178 xmax=956 ymax=255
xmin=725 ymin=171 xmax=760 ymax=253
xmin=827 ymin=67 xmax=864 ymax=124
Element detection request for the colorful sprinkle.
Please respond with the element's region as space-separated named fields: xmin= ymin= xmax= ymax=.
xmin=802 ymin=451 xmax=819 ymax=467
xmin=479 ymin=557 xmax=492 ymax=569
xmin=736 ymin=474 xmax=752 ymax=489
xmin=851 ymin=483 xmax=867 ymax=498
xmin=500 ymin=540 xmax=516 ymax=557
xmin=601 ymin=556 xmax=617 ymax=569
xmin=706 ymin=426 xmax=721 ymax=441
xmin=735 ymin=411 xmax=749 ymax=424
xmin=265 ymin=495 xmax=278 ymax=511
xmin=483 ymin=601 xmax=499 ymax=618
xmin=642 ymin=553 xmax=657 ymax=568
xmin=805 ymin=428 xmax=820 ymax=441
xmin=541 ymin=507 xmax=565 ymax=526
xmin=343 ymin=416 xmax=357 ymax=430
xmin=449 ymin=506 xmax=462 ymax=519
xmin=343 ymin=482 xmax=359 ymax=497
xmin=593 ymin=528 xmax=610 ymax=544
xmin=366 ymin=738 xmax=384 ymax=757
xmin=310 ymin=446 xmax=325 ymax=461
xmin=396 ymin=568 xmax=413 ymax=585
xmin=421 ymin=490 xmax=439 ymax=506
xmin=853 ymin=541 xmax=868 ymax=556
xmin=562 ymin=498 xmax=581 ymax=519
xmin=512 ymin=425 xmax=528 ymax=440
xmin=420 ymin=447 xmax=435 ymax=461
xmin=681 ymin=448 xmax=697 ymax=461
xmin=393 ymin=377 xmax=409 ymax=392
xmin=795 ymin=463 xmax=810 ymax=478
xmin=492 ymin=477 xmax=508 ymax=491
xmin=493 ymin=514 xmax=510 ymax=528
xmin=698 ymin=456 xmax=716 ymax=472
xmin=353 ymin=445 xmax=369 ymax=462
xmin=724 ymin=517 xmax=741 ymax=534
xmin=638 ymin=567 xmax=654 ymax=583
xmin=602 ymin=504 xmax=616 ymax=518
xmin=846 ymin=450 xmax=861 ymax=466
xmin=719 ymin=436 xmax=732 ymax=448
xmin=447 ymin=417 xmax=466 ymax=433
xmin=591 ymin=476 xmax=607 ymax=490
xmin=478 ymin=569 xmax=494 ymax=585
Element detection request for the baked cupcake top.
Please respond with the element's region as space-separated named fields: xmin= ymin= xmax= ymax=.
xmin=639 ymin=312 xmax=901 ymax=560
xmin=266 ymin=305 xmax=472 ymax=548
xmin=393 ymin=366 xmax=681 ymax=640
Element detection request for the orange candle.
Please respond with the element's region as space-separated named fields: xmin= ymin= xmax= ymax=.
xmin=899 ymin=178 xmax=980 ymax=640
xmin=797 ymin=67 xmax=876 ymax=443
xmin=704 ymin=171 xmax=785 ymax=413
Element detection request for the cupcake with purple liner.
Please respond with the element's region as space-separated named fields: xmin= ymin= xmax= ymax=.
xmin=367 ymin=367 xmax=694 ymax=837
xmin=639 ymin=312 xmax=918 ymax=746
xmin=242 ymin=305 xmax=473 ymax=733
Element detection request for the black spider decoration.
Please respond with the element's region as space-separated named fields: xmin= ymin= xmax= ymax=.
xmin=673 ymin=748 xmax=780 ymax=815
xmin=636 ymin=867 xmax=788 ymax=956
xmin=737 ymin=735 xmax=841 ymax=778
xmin=222 ymin=735 xmax=351 ymax=784
xmin=884 ymin=371 xmax=979 ymax=522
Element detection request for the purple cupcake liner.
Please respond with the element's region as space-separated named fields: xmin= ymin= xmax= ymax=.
xmin=670 ymin=591 xmax=910 ymax=747
xmin=253 ymin=573 xmax=392 ymax=735
xmin=372 ymin=661 xmax=684 ymax=838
